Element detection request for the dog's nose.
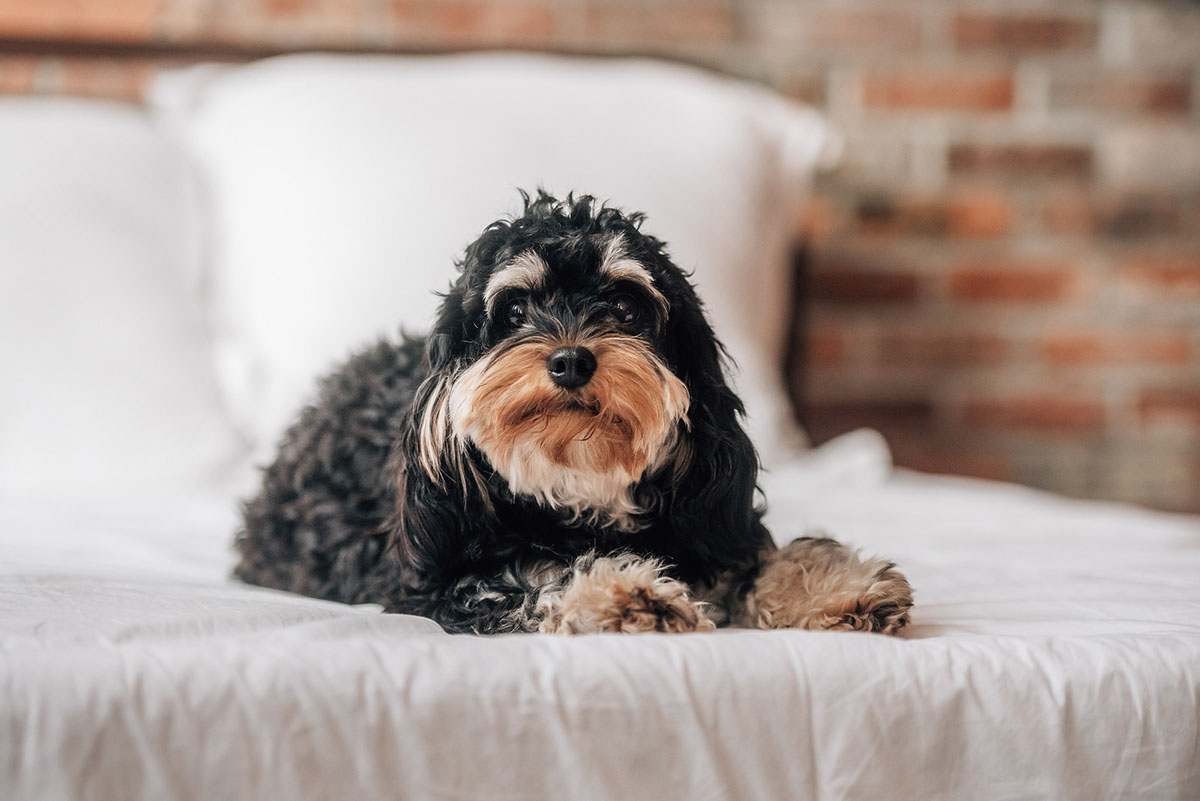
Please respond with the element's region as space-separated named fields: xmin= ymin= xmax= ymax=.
xmin=546 ymin=346 xmax=597 ymax=389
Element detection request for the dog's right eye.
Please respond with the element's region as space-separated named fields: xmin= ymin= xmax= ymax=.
xmin=505 ymin=299 xmax=527 ymax=328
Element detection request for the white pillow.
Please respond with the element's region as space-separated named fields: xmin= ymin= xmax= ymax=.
xmin=152 ymin=53 xmax=838 ymax=466
xmin=0 ymin=99 xmax=239 ymax=501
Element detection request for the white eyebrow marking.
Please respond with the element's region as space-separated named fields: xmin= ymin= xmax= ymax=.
xmin=600 ymin=234 xmax=669 ymax=314
xmin=484 ymin=250 xmax=548 ymax=313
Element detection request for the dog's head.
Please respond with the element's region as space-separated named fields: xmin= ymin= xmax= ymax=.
xmin=397 ymin=192 xmax=761 ymax=577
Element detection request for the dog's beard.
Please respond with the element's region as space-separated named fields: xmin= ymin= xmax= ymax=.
xmin=442 ymin=334 xmax=689 ymax=530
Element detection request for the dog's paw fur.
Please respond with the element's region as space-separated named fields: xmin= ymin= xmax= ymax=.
xmin=538 ymin=554 xmax=716 ymax=634
xmin=742 ymin=537 xmax=913 ymax=635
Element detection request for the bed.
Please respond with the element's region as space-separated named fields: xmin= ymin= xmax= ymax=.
xmin=2 ymin=54 xmax=1198 ymax=800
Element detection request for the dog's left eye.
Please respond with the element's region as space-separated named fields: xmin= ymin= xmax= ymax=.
xmin=609 ymin=295 xmax=641 ymax=327
xmin=505 ymin=299 xmax=527 ymax=328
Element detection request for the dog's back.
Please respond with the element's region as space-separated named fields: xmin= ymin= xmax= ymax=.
xmin=234 ymin=335 xmax=428 ymax=605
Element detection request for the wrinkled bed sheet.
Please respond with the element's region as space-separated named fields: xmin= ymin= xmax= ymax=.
xmin=2 ymin=432 xmax=1198 ymax=801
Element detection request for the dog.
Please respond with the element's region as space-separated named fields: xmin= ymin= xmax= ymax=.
xmin=235 ymin=191 xmax=913 ymax=635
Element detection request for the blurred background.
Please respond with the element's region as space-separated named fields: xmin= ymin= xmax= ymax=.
xmin=1 ymin=0 xmax=1198 ymax=513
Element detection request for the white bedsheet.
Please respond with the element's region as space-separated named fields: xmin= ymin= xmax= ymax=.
xmin=3 ymin=433 xmax=1199 ymax=801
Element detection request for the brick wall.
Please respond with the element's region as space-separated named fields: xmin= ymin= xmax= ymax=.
xmin=2 ymin=0 xmax=1198 ymax=512
xmin=788 ymin=2 xmax=1200 ymax=514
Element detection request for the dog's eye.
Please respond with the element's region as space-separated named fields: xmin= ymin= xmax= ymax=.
xmin=609 ymin=295 xmax=641 ymax=327
xmin=505 ymin=299 xmax=527 ymax=328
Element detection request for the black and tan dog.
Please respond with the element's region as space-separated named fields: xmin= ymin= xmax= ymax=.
xmin=235 ymin=192 xmax=913 ymax=635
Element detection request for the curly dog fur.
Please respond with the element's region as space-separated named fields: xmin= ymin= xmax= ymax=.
xmin=235 ymin=191 xmax=913 ymax=635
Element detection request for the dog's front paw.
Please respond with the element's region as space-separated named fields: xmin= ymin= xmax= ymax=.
xmin=746 ymin=537 xmax=913 ymax=635
xmin=538 ymin=554 xmax=715 ymax=634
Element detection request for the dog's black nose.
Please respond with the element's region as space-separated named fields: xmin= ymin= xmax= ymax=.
xmin=546 ymin=346 xmax=597 ymax=389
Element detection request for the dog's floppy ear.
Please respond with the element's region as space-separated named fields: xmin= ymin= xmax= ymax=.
xmin=650 ymin=256 xmax=769 ymax=576
xmin=393 ymin=287 xmax=503 ymax=583
xmin=391 ymin=449 xmax=472 ymax=584
xmin=392 ymin=232 xmax=511 ymax=583
xmin=390 ymin=382 xmax=496 ymax=586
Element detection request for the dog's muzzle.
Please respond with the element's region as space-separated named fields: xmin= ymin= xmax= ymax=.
xmin=546 ymin=346 xmax=597 ymax=390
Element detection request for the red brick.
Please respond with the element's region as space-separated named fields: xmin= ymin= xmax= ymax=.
xmin=949 ymin=262 xmax=1078 ymax=303
xmin=879 ymin=333 xmax=1009 ymax=367
xmin=810 ymin=268 xmax=919 ymax=305
xmin=1043 ymin=194 xmax=1182 ymax=239
xmin=954 ymin=12 xmax=1097 ymax=51
xmin=264 ymin=0 xmax=309 ymax=17
xmin=948 ymin=143 xmax=1093 ymax=178
xmin=946 ymin=194 xmax=1012 ymax=237
xmin=1050 ymin=77 xmax=1191 ymax=115
xmin=806 ymin=328 xmax=847 ymax=368
xmin=858 ymin=193 xmax=1011 ymax=238
xmin=862 ymin=71 xmax=1013 ymax=111
xmin=800 ymin=9 xmax=921 ymax=49
xmin=962 ymin=396 xmax=1106 ymax=432
xmin=802 ymin=400 xmax=936 ymax=440
xmin=1139 ymin=390 xmax=1200 ymax=427
xmin=390 ymin=1 xmax=553 ymax=45
xmin=780 ymin=73 xmax=826 ymax=107
xmin=1121 ymin=254 xmax=1200 ymax=295
xmin=583 ymin=2 xmax=734 ymax=46
xmin=0 ymin=57 xmax=36 ymax=94
xmin=56 ymin=59 xmax=157 ymax=102
xmin=0 ymin=0 xmax=160 ymax=42
xmin=889 ymin=444 xmax=1014 ymax=482
xmin=1042 ymin=334 xmax=1192 ymax=366
xmin=797 ymin=197 xmax=840 ymax=243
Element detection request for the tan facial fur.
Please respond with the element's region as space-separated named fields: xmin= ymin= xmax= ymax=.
xmin=446 ymin=333 xmax=689 ymax=530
